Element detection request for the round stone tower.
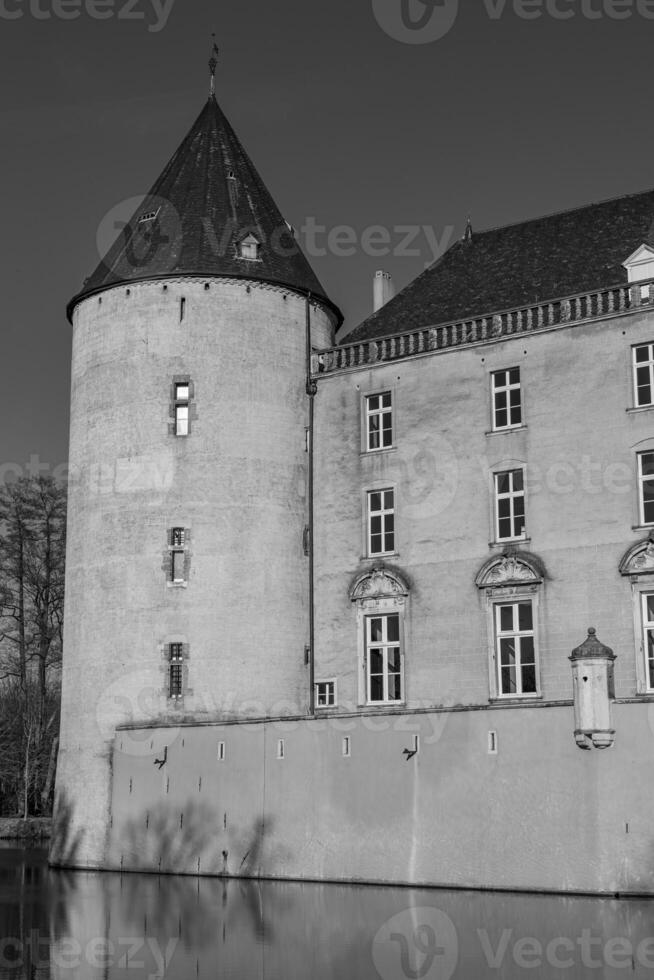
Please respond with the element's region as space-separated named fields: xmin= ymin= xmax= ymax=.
xmin=51 ymin=91 xmax=341 ymax=868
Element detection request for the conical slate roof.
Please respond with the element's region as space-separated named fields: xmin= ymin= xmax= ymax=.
xmin=67 ymin=95 xmax=340 ymax=323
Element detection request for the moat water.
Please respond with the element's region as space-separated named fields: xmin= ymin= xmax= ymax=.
xmin=2 ymin=843 xmax=654 ymax=979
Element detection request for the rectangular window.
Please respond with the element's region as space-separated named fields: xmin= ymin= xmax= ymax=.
xmin=492 ymin=368 xmax=522 ymax=429
xmin=494 ymin=601 xmax=537 ymax=697
xmin=315 ymin=680 xmax=336 ymax=707
xmin=368 ymin=489 xmax=395 ymax=555
xmin=171 ymin=527 xmax=185 ymax=547
xmin=495 ymin=469 xmax=526 ymax=541
xmin=366 ymin=392 xmax=393 ymax=451
xmin=171 ymin=549 xmax=185 ymax=583
xmin=366 ymin=613 xmax=402 ymax=704
xmin=638 ymin=452 xmax=654 ymax=525
xmin=174 ymin=383 xmax=190 ymax=436
xmin=168 ymin=643 xmax=184 ymax=699
xmin=633 ymin=344 xmax=654 ymax=407
xmin=641 ymin=593 xmax=654 ymax=691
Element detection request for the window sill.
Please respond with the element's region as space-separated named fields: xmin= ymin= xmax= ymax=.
xmin=489 ymin=694 xmax=543 ymax=704
xmin=364 ymin=702 xmax=406 ymax=709
xmin=361 ymin=552 xmax=400 ymax=561
xmin=626 ymin=406 xmax=654 ymax=415
xmin=489 ymin=537 xmax=531 ymax=550
xmin=360 ymin=447 xmax=398 ymax=457
xmin=166 ymin=581 xmax=188 ymax=589
xmin=631 ymin=525 xmax=654 ymax=532
xmin=485 ymin=425 xmax=528 ymax=436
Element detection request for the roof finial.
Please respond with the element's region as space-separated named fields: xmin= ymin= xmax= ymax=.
xmin=208 ymin=33 xmax=219 ymax=98
xmin=464 ymin=215 xmax=473 ymax=242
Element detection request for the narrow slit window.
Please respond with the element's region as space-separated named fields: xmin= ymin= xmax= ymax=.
xmin=171 ymin=549 xmax=185 ymax=583
xmin=174 ymin=383 xmax=190 ymax=436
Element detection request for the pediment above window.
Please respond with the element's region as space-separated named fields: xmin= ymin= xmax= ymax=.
xmin=349 ymin=567 xmax=409 ymax=602
xmin=623 ymin=243 xmax=654 ymax=283
xmin=476 ymin=552 xmax=544 ymax=589
xmin=619 ymin=534 xmax=654 ymax=577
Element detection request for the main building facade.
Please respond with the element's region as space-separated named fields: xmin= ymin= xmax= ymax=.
xmin=51 ymin=88 xmax=654 ymax=894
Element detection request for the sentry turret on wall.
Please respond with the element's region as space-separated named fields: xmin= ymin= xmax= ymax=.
xmin=569 ymin=628 xmax=616 ymax=750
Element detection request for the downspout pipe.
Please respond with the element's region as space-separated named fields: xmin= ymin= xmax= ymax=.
xmin=305 ymin=294 xmax=317 ymax=716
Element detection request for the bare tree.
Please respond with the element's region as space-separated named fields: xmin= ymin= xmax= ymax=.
xmin=0 ymin=477 xmax=66 ymax=816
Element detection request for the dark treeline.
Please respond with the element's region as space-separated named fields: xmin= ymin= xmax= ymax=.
xmin=0 ymin=477 xmax=66 ymax=817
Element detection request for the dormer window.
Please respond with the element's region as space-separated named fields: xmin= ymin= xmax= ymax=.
xmin=623 ymin=244 xmax=654 ymax=300
xmin=238 ymin=234 xmax=261 ymax=261
xmin=138 ymin=207 xmax=161 ymax=224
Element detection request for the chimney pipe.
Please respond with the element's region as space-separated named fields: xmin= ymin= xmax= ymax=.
xmin=373 ymin=270 xmax=394 ymax=313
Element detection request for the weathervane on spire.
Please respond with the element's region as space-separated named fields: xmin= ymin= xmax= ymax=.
xmin=209 ymin=34 xmax=219 ymax=97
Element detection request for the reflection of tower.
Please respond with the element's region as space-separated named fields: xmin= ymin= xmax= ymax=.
xmin=51 ymin=88 xmax=341 ymax=868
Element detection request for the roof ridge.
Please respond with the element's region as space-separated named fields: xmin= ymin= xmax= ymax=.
xmin=470 ymin=185 xmax=654 ymax=238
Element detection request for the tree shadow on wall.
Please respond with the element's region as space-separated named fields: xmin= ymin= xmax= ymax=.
xmin=48 ymin=789 xmax=84 ymax=868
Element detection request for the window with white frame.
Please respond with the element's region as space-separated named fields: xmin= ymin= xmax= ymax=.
xmin=168 ymin=643 xmax=184 ymax=699
xmin=494 ymin=469 xmax=526 ymax=541
xmin=174 ymin=383 xmax=190 ymax=436
xmin=365 ymin=392 xmax=393 ymax=451
xmin=368 ymin=489 xmax=395 ymax=556
xmin=633 ymin=344 xmax=654 ymax=408
xmin=494 ymin=600 xmax=538 ymax=697
xmin=492 ymin=368 xmax=522 ymax=430
xmin=350 ymin=568 xmax=409 ymax=709
xmin=641 ymin=593 xmax=654 ymax=691
xmin=476 ymin=554 xmax=544 ymax=701
xmin=315 ymin=680 xmax=336 ymax=707
xmin=366 ymin=613 xmax=402 ymax=704
xmin=638 ymin=452 xmax=654 ymax=525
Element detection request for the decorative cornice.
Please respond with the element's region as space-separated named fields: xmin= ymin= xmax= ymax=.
xmin=619 ymin=533 xmax=654 ymax=576
xmin=349 ymin=567 xmax=409 ymax=602
xmin=476 ymin=552 xmax=545 ymax=589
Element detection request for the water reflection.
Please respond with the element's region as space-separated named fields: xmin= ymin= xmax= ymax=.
xmin=1 ymin=843 xmax=654 ymax=979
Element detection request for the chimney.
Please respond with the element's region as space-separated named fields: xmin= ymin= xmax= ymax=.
xmin=373 ymin=270 xmax=395 ymax=313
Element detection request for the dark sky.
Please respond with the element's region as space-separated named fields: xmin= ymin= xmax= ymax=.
xmin=3 ymin=0 xmax=654 ymax=474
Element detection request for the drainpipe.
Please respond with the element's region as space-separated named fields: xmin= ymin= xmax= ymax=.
xmin=305 ymin=294 xmax=317 ymax=716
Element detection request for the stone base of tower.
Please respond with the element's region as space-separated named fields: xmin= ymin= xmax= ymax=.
xmin=50 ymin=702 xmax=654 ymax=895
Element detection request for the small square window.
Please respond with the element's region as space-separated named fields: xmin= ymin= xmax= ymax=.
xmin=315 ymin=680 xmax=336 ymax=707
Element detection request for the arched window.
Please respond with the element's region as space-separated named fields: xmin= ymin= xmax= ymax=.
xmin=349 ymin=567 xmax=409 ymax=706
xmin=476 ymin=553 xmax=545 ymax=701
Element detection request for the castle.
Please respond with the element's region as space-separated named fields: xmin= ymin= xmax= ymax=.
xmin=51 ymin=78 xmax=654 ymax=895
